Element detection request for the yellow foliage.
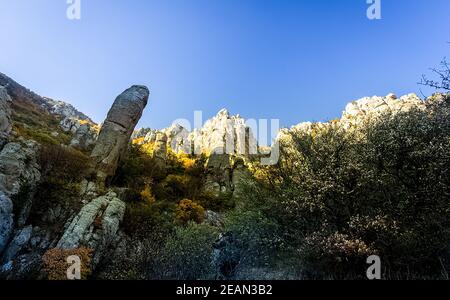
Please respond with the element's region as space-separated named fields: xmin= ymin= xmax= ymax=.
xmin=140 ymin=184 xmax=156 ymax=204
xmin=177 ymin=153 xmax=196 ymax=170
xmin=140 ymin=142 xmax=155 ymax=156
xmin=132 ymin=137 xmax=145 ymax=145
xmin=175 ymin=199 xmax=205 ymax=225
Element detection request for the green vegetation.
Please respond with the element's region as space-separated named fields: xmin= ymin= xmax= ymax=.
xmin=153 ymin=223 xmax=219 ymax=280
xmin=29 ymin=144 xmax=93 ymax=227
xmin=11 ymin=97 xmax=72 ymax=145
xmin=234 ymin=96 xmax=450 ymax=279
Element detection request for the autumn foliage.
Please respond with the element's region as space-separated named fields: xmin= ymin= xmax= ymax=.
xmin=42 ymin=248 xmax=93 ymax=280
xmin=175 ymin=199 xmax=205 ymax=225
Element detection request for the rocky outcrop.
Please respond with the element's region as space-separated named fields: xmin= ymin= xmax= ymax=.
xmin=43 ymin=97 xmax=93 ymax=123
xmin=134 ymin=109 xmax=258 ymax=156
xmin=1 ymin=226 xmax=33 ymax=263
xmin=0 ymin=139 xmax=41 ymax=256
xmin=0 ymin=192 xmax=13 ymax=254
xmin=56 ymin=191 xmax=126 ymax=266
xmin=91 ymin=86 xmax=149 ymax=184
xmin=153 ymin=132 xmax=168 ymax=161
xmin=0 ymin=140 xmax=41 ymax=225
xmin=189 ymin=109 xmax=257 ymax=156
xmin=69 ymin=123 xmax=98 ymax=149
xmin=279 ymin=93 xmax=427 ymax=143
xmin=0 ymin=86 xmax=12 ymax=149
xmin=341 ymin=93 xmax=424 ymax=128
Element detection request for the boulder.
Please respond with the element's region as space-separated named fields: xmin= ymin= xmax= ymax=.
xmin=56 ymin=191 xmax=126 ymax=266
xmin=91 ymin=85 xmax=149 ymax=184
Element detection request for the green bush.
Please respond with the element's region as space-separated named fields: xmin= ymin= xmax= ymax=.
xmin=155 ymin=223 xmax=219 ymax=280
xmin=248 ymin=98 xmax=450 ymax=279
xmin=28 ymin=144 xmax=93 ymax=226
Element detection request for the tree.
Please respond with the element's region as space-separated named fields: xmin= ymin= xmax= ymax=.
xmin=420 ymin=58 xmax=450 ymax=92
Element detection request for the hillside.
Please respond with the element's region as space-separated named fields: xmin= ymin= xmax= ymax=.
xmin=0 ymin=72 xmax=449 ymax=280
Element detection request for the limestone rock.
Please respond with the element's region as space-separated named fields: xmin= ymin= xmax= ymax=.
xmin=91 ymin=85 xmax=149 ymax=184
xmin=0 ymin=140 xmax=41 ymax=230
xmin=189 ymin=109 xmax=257 ymax=156
xmin=163 ymin=124 xmax=190 ymax=154
xmin=56 ymin=191 xmax=126 ymax=266
xmin=134 ymin=109 xmax=258 ymax=156
xmin=0 ymin=192 xmax=13 ymax=254
xmin=341 ymin=93 xmax=424 ymax=128
xmin=1 ymin=226 xmax=32 ymax=263
xmin=153 ymin=132 xmax=168 ymax=161
xmin=0 ymin=140 xmax=41 ymax=197
xmin=144 ymin=130 xmax=158 ymax=144
xmin=131 ymin=128 xmax=152 ymax=140
xmin=70 ymin=123 xmax=98 ymax=149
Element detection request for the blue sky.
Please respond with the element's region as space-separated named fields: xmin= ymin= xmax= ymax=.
xmin=0 ymin=0 xmax=449 ymax=129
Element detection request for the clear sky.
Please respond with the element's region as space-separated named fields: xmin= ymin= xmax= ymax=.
xmin=0 ymin=0 xmax=449 ymax=129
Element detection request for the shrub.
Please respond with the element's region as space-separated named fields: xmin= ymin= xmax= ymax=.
xmin=140 ymin=184 xmax=156 ymax=204
xmin=155 ymin=223 xmax=218 ymax=280
xmin=42 ymin=248 xmax=93 ymax=280
xmin=175 ymin=199 xmax=205 ymax=225
xmin=28 ymin=144 xmax=93 ymax=226
xmin=39 ymin=144 xmax=93 ymax=183
xmin=248 ymin=99 xmax=450 ymax=279
xmin=122 ymin=198 xmax=174 ymax=239
xmin=112 ymin=145 xmax=158 ymax=189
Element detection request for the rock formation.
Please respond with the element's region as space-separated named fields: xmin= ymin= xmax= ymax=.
xmin=0 ymin=139 xmax=41 ymax=257
xmin=91 ymin=85 xmax=149 ymax=184
xmin=153 ymin=132 xmax=168 ymax=161
xmin=56 ymin=191 xmax=126 ymax=266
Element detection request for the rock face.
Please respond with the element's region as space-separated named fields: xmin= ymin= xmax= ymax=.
xmin=189 ymin=109 xmax=257 ymax=156
xmin=43 ymin=97 xmax=93 ymax=122
xmin=0 ymin=139 xmax=41 ymax=255
xmin=1 ymin=226 xmax=32 ymax=263
xmin=279 ymin=93 xmax=426 ymax=142
xmin=0 ymin=192 xmax=13 ymax=254
xmin=153 ymin=132 xmax=168 ymax=161
xmin=133 ymin=109 xmax=258 ymax=156
xmin=341 ymin=93 xmax=424 ymax=127
xmin=56 ymin=192 xmax=126 ymax=266
xmin=91 ymin=86 xmax=149 ymax=184
xmin=0 ymin=86 xmax=12 ymax=148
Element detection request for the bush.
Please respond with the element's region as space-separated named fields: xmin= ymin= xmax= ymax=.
xmin=28 ymin=144 xmax=93 ymax=226
xmin=175 ymin=199 xmax=205 ymax=225
xmin=249 ymin=99 xmax=450 ymax=279
xmin=140 ymin=184 xmax=156 ymax=204
xmin=112 ymin=145 xmax=159 ymax=189
xmin=39 ymin=144 xmax=93 ymax=183
xmin=210 ymin=208 xmax=282 ymax=279
xmin=155 ymin=223 xmax=218 ymax=280
xmin=42 ymin=248 xmax=93 ymax=280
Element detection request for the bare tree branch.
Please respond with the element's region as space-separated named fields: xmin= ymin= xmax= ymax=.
xmin=419 ymin=58 xmax=450 ymax=92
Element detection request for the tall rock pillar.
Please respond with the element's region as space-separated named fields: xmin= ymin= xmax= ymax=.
xmin=91 ymin=85 xmax=149 ymax=185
